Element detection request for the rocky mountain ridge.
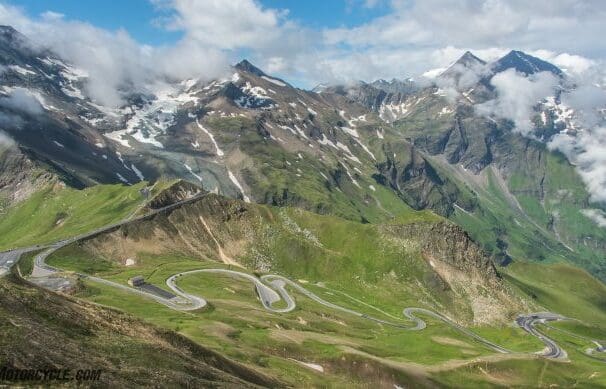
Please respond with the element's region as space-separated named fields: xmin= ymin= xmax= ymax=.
xmin=1 ymin=25 xmax=605 ymax=281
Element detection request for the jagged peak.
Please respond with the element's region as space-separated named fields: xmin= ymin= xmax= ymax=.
xmin=437 ymin=51 xmax=487 ymax=81
xmin=0 ymin=25 xmax=30 ymax=46
xmin=491 ymin=50 xmax=563 ymax=76
xmin=312 ymin=83 xmax=329 ymax=93
xmin=234 ymin=59 xmax=266 ymax=77
xmin=457 ymin=51 xmax=486 ymax=66
xmin=0 ymin=25 xmax=18 ymax=34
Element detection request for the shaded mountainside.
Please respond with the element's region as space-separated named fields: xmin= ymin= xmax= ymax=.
xmin=0 ymin=274 xmax=279 ymax=388
xmin=0 ymin=144 xmax=55 ymax=208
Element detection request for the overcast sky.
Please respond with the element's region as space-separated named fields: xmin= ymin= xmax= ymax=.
xmin=1 ymin=0 xmax=605 ymax=88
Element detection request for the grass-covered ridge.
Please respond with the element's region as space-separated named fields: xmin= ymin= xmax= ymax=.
xmin=46 ymin=192 xmax=520 ymax=325
xmin=0 ymin=179 xmax=187 ymax=251
xmin=502 ymin=261 xmax=606 ymax=326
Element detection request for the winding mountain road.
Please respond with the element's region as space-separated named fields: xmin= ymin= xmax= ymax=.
xmin=28 ymin=243 xmax=572 ymax=360
xmin=516 ymin=313 xmax=569 ymax=359
xmin=1 ymin=192 xmax=601 ymax=362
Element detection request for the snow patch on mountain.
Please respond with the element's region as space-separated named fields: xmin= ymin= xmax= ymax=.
xmin=581 ymin=209 xmax=606 ymax=228
xmin=104 ymin=81 xmax=201 ymax=148
xmin=261 ymin=75 xmax=286 ymax=87
xmin=131 ymin=164 xmax=145 ymax=181
xmin=339 ymin=126 xmax=359 ymax=138
xmin=8 ymin=65 xmax=36 ymax=76
xmin=228 ymin=170 xmax=250 ymax=202
xmin=184 ymin=163 xmax=203 ymax=182
xmin=196 ymin=119 xmax=224 ymax=156
xmin=342 ymin=163 xmax=360 ymax=188
xmin=318 ymin=134 xmax=338 ymax=149
xmin=235 ymin=81 xmax=274 ymax=109
xmin=116 ymin=173 xmax=129 ymax=183
xmin=354 ymin=138 xmax=376 ymax=160
xmin=379 ymin=96 xmax=426 ymax=123
xmin=336 ymin=141 xmax=361 ymax=164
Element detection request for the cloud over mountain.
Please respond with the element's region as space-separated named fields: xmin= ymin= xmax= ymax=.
xmin=0 ymin=2 xmax=230 ymax=106
xmin=476 ymin=69 xmax=559 ymax=135
xmin=2 ymin=1 xmax=605 ymax=91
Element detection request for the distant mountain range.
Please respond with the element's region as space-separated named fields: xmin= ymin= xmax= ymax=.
xmin=1 ymin=24 xmax=605 ymax=282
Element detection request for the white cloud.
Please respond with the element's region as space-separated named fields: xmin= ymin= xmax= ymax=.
xmin=550 ymin=53 xmax=595 ymax=75
xmin=548 ymin=125 xmax=606 ymax=204
xmin=0 ymin=88 xmax=44 ymax=116
xmin=0 ymin=130 xmax=14 ymax=145
xmin=0 ymin=2 xmax=230 ymax=107
xmin=153 ymin=0 xmax=319 ymax=86
xmin=562 ymin=85 xmax=606 ymax=127
xmin=581 ymin=209 xmax=606 ymax=227
xmin=467 ymin=60 xmax=606 ymax=205
xmin=476 ymin=69 xmax=558 ymax=135
xmin=155 ymin=0 xmax=287 ymax=50
xmin=325 ymin=1 xmax=606 ymax=56
xmin=0 ymin=88 xmax=45 ymax=130
xmin=314 ymin=1 xmax=606 ymax=83
xmin=0 ymin=112 xmax=23 ymax=129
xmin=2 ymin=1 xmax=604 ymax=91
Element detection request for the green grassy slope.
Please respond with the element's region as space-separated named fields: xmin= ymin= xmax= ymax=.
xmin=45 ymin=247 xmax=606 ymax=387
xmin=7 ymin=183 xmax=604 ymax=387
xmin=0 ymin=274 xmax=279 ymax=387
xmin=503 ymin=262 xmax=606 ymax=325
xmin=0 ymin=180 xmax=184 ymax=251
xmin=0 ymin=183 xmax=148 ymax=250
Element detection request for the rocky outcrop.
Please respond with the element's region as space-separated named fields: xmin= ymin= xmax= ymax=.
xmin=375 ymin=142 xmax=477 ymax=216
xmin=0 ymin=145 xmax=55 ymax=207
xmin=388 ymin=221 xmax=498 ymax=279
xmin=380 ymin=221 xmax=530 ymax=325
xmin=146 ymin=180 xmax=204 ymax=210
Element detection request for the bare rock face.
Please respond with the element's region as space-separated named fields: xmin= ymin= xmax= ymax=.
xmin=381 ymin=221 xmax=530 ymax=325
xmin=383 ymin=221 xmax=498 ymax=282
xmin=418 ymin=222 xmax=498 ymax=278
xmin=0 ymin=145 xmax=55 ymax=206
xmin=375 ymin=143 xmax=476 ymax=216
xmin=146 ymin=180 xmax=205 ymax=210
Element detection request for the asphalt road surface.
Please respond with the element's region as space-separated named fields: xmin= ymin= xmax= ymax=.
xmin=515 ymin=313 xmax=569 ymax=359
